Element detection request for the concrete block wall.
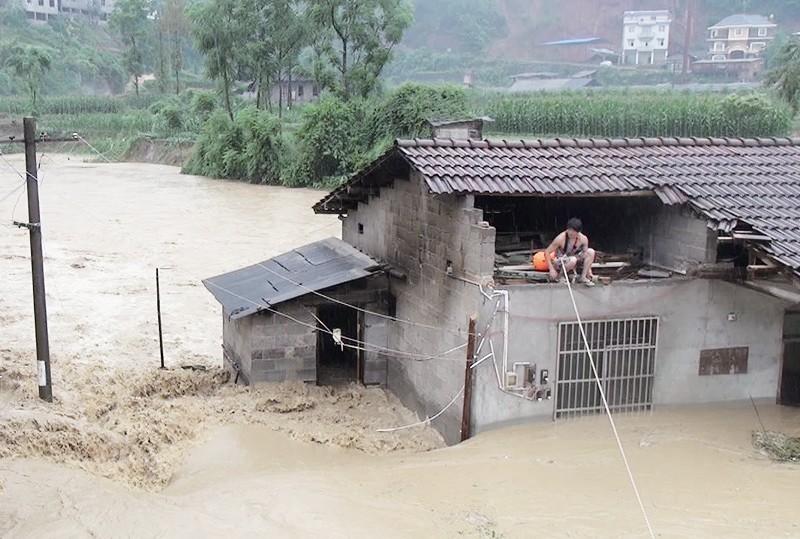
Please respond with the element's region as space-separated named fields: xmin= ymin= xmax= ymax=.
xmin=248 ymin=302 xmax=318 ymax=383
xmin=472 ymin=278 xmax=788 ymax=433
xmin=222 ymin=302 xmax=317 ymax=384
xmin=639 ymin=205 xmax=717 ymax=273
xmin=363 ymin=312 xmax=389 ymax=385
xmin=343 ymin=171 xmax=496 ymax=443
xmin=221 ymin=277 xmax=392 ymax=387
xmin=222 ymin=313 xmax=253 ymax=383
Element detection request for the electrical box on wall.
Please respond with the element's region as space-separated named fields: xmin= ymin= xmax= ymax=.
xmin=502 ymin=361 xmax=552 ymax=401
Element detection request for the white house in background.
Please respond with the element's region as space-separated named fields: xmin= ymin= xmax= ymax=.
xmin=621 ymin=10 xmax=671 ymax=66
xmin=707 ymin=14 xmax=777 ymax=61
xmin=23 ymin=0 xmax=59 ymax=23
xmin=23 ymin=0 xmax=115 ymax=23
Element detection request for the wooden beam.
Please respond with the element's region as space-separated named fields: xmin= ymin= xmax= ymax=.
xmin=747 ymin=264 xmax=782 ymax=279
xmin=732 ymin=232 xmax=771 ymax=241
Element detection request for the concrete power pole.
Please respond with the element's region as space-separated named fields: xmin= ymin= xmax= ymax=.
xmin=21 ymin=117 xmax=52 ymax=402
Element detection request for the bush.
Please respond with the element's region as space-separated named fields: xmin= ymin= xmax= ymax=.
xmin=369 ymin=83 xmax=469 ymax=140
xmin=287 ymin=96 xmax=373 ymax=187
xmin=191 ymin=91 xmax=217 ymax=119
xmin=183 ymin=107 xmax=283 ymax=184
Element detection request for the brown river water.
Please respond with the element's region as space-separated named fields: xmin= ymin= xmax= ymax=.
xmin=1 ymin=155 xmax=799 ymax=538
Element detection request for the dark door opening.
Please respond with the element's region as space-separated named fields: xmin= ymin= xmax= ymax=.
xmin=316 ymin=304 xmax=361 ymax=385
xmin=780 ymin=311 xmax=800 ymax=406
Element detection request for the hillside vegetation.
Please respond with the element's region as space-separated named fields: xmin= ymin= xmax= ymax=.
xmin=0 ymin=6 xmax=126 ymax=96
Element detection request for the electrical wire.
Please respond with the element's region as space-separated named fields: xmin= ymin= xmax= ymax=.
xmin=0 ymin=180 xmax=25 ymax=205
xmin=561 ymin=259 xmax=656 ymax=539
xmin=74 ymin=135 xmax=112 ymax=163
xmin=203 ymin=279 xmax=469 ymax=362
xmin=256 ymin=261 xmax=474 ymax=337
xmin=376 ymin=385 xmax=465 ymax=433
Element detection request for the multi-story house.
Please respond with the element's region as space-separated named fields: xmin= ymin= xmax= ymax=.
xmin=693 ymin=14 xmax=777 ymax=80
xmin=621 ymin=10 xmax=671 ymax=66
xmin=23 ymin=0 xmax=115 ymax=23
xmin=23 ymin=0 xmax=59 ymax=23
xmin=707 ymin=14 xmax=777 ymax=61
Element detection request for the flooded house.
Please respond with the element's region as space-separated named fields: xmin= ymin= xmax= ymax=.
xmin=205 ymin=129 xmax=800 ymax=443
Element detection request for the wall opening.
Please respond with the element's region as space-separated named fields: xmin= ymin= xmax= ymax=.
xmin=316 ymin=304 xmax=360 ymax=385
xmin=476 ymin=195 xmax=660 ymax=264
xmin=781 ymin=311 xmax=800 ymax=406
xmin=555 ymin=317 xmax=658 ymax=419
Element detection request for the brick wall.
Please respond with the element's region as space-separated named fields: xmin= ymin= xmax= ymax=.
xmin=223 ymin=302 xmax=317 ymax=384
xmin=343 ymin=170 xmax=496 ymax=443
xmin=645 ymin=205 xmax=717 ymax=273
xmin=221 ymin=277 xmax=391 ymax=386
xmin=248 ymin=303 xmax=318 ymax=383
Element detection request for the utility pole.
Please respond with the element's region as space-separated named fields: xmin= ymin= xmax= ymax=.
xmin=21 ymin=117 xmax=51 ymax=402
xmin=9 ymin=119 xmax=79 ymax=402
xmin=460 ymin=315 xmax=477 ymax=442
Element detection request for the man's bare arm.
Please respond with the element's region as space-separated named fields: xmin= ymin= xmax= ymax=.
xmin=545 ymin=233 xmax=564 ymax=271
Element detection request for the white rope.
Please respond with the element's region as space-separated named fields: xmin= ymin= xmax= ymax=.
xmin=561 ymin=260 xmax=656 ymax=539
xmin=377 ymin=385 xmax=464 ymax=433
xmin=75 ymin=135 xmax=112 ymax=163
xmin=256 ymin=261 xmax=471 ymax=338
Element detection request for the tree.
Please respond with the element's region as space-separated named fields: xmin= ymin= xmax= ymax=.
xmin=4 ymin=45 xmax=52 ymax=113
xmin=190 ymin=0 xmax=241 ymax=120
xmin=309 ymin=0 xmax=412 ymax=100
xmin=162 ymin=0 xmax=188 ymax=95
xmin=150 ymin=0 xmax=169 ymax=93
xmin=241 ymin=0 xmax=307 ymax=113
xmin=766 ymin=37 xmax=800 ymax=113
xmin=110 ymin=0 xmax=151 ymax=96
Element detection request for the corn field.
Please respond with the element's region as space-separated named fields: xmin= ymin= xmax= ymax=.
xmin=0 ymin=95 xmax=161 ymax=115
xmin=38 ymin=112 xmax=154 ymax=136
xmin=476 ymin=91 xmax=793 ymax=138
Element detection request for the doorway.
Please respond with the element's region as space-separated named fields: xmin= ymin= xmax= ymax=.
xmin=780 ymin=311 xmax=800 ymax=406
xmin=316 ymin=304 xmax=361 ymax=385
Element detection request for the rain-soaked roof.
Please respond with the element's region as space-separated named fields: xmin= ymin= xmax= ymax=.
xmin=203 ymin=238 xmax=380 ymax=320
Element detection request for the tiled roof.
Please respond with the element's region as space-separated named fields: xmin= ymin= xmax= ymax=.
xmin=710 ymin=14 xmax=775 ymax=28
xmin=313 ymin=137 xmax=800 ymax=273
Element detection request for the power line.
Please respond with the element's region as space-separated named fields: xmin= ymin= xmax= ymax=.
xmin=203 ymin=279 xmax=469 ymax=362
xmin=0 ymin=180 xmax=26 ymax=204
xmin=0 ymin=151 xmax=34 ymax=182
xmin=256 ymin=261 xmax=473 ymax=337
xmin=74 ymin=134 xmax=112 ymax=163
xmin=377 ymin=385 xmax=465 ymax=433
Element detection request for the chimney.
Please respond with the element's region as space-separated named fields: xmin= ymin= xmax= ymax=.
xmin=428 ymin=117 xmax=493 ymax=140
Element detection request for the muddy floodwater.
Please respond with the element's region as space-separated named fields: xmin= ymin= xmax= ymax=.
xmin=1 ymin=156 xmax=799 ymax=538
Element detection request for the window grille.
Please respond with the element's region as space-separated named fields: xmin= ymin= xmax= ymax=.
xmin=555 ymin=317 xmax=658 ymax=419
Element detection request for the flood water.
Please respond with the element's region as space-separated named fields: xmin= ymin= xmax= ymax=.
xmin=1 ymin=156 xmax=799 ymax=538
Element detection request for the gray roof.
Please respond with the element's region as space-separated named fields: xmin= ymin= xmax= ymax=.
xmin=710 ymin=14 xmax=775 ymax=28
xmin=203 ymin=238 xmax=380 ymax=320
xmin=314 ymin=137 xmax=800 ymax=274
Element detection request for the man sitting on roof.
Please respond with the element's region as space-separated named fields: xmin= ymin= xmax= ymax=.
xmin=546 ymin=217 xmax=596 ymax=287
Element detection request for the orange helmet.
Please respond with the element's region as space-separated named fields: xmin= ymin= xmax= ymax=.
xmin=532 ymin=251 xmax=554 ymax=271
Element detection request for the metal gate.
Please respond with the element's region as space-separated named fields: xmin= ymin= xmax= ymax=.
xmin=555 ymin=317 xmax=658 ymax=419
